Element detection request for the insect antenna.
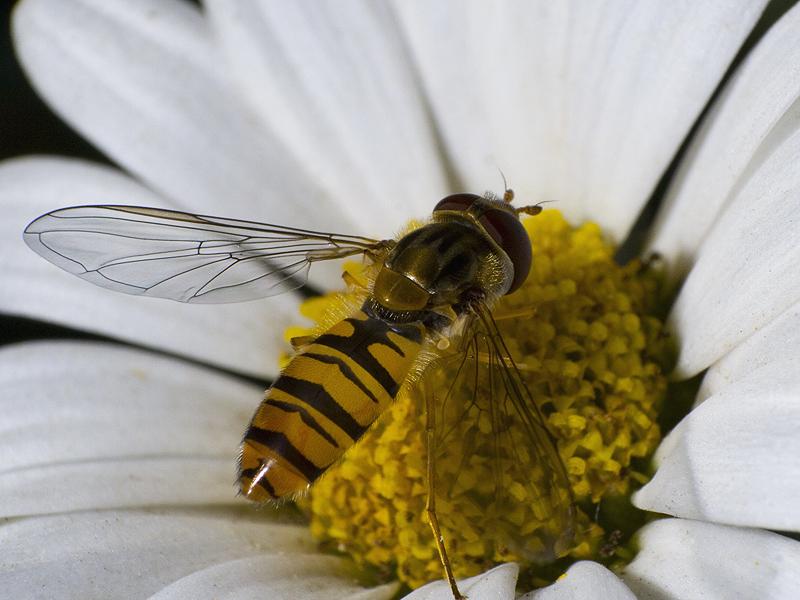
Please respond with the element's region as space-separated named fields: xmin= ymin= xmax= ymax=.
xmin=516 ymin=199 xmax=558 ymax=217
xmin=497 ymin=168 xmax=514 ymax=203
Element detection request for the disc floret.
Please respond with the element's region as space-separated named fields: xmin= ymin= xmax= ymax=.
xmin=295 ymin=209 xmax=671 ymax=588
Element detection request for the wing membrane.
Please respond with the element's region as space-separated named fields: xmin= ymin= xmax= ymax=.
xmin=422 ymin=305 xmax=575 ymax=564
xmin=24 ymin=205 xmax=388 ymax=303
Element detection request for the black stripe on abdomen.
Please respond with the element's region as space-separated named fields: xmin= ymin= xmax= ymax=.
xmin=313 ymin=331 xmax=398 ymax=396
xmin=301 ymin=352 xmax=380 ymax=404
xmin=313 ymin=315 xmax=421 ymax=397
xmin=239 ymin=466 xmax=278 ymax=498
xmin=246 ymin=427 xmax=325 ymax=483
xmin=272 ymin=375 xmax=367 ymax=442
xmin=263 ymin=398 xmax=340 ymax=448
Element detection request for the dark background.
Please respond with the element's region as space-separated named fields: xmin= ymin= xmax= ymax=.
xmin=1 ymin=1 xmax=112 ymax=348
xmin=1 ymin=0 xmax=798 ymax=350
xmin=0 ymin=1 xmax=108 ymax=164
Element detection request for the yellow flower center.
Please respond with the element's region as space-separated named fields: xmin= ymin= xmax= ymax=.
xmin=289 ymin=209 xmax=671 ymax=590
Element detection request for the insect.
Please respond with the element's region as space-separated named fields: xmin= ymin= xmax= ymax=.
xmin=24 ymin=191 xmax=575 ymax=599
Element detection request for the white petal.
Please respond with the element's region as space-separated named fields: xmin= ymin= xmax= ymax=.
xmin=394 ymin=0 xmax=766 ymax=239
xmin=12 ymin=0 xmax=358 ymax=236
xmin=0 ymin=156 xmax=300 ymax=376
xmin=0 ymin=508 xmax=314 ymax=599
xmin=668 ymin=121 xmax=800 ymax=377
xmin=649 ymin=2 xmax=800 ymax=276
xmin=0 ymin=341 xmax=262 ymax=516
xmin=622 ymin=519 xmax=800 ymax=600
xmin=633 ymin=359 xmax=800 ymax=531
xmin=205 ymin=0 xmax=448 ymax=233
xmin=520 ymin=561 xmax=635 ymax=600
xmin=148 ymin=554 xmax=397 ymax=600
xmin=1 ymin=458 xmax=238 ymax=518
xmin=698 ymin=298 xmax=800 ymax=401
xmin=402 ymin=564 xmax=518 ymax=600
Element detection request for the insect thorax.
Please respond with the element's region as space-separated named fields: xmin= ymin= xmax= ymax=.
xmin=371 ymin=218 xmax=513 ymax=326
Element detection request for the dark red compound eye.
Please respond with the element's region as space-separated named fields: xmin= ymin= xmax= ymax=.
xmin=478 ymin=208 xmax=532 ymax=294
xmin=433 ymin=193 xmax=482 ymax=213
xmin=434 ymin=193 xmax=532 ymax=294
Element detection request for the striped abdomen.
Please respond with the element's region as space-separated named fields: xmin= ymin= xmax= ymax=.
xmin=239 ymin=306 xmax=424 ymax=502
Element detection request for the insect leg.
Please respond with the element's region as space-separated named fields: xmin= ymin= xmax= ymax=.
xmin=289 ymin=334 xmax=316 ymax=350
xmin=491 ymin=306 xmax=539 ymax=321
xmin=425 ymin=380 xmax=466 ymax=600
xmin=341 ymin=269 xmax=368 ymax=290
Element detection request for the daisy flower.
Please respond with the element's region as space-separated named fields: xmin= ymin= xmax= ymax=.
xmin=3 ymin=0 xmax=800 ymax=598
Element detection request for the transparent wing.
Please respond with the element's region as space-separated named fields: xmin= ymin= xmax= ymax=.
xmin=421 ymin=304 xmax=575 ymax=564
xmin=24 ymin=205 xmax=389 ymax=303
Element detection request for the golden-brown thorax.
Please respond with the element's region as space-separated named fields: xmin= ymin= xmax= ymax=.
xmin=372 ymin=213 xmax=513 ymax=316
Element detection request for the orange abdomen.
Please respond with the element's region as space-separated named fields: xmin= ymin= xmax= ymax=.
xmin=239 ymin=307 xmax=424 ymax=502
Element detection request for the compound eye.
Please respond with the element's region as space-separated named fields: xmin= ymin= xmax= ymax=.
xmin=479 ymin=208 xmax=532 ymax=294
xmin=433 ymin=193 xmax=482 ymax=213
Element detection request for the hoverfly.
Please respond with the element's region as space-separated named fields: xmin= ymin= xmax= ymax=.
xmin=24 ymin=191 xmax=575 ymax=599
